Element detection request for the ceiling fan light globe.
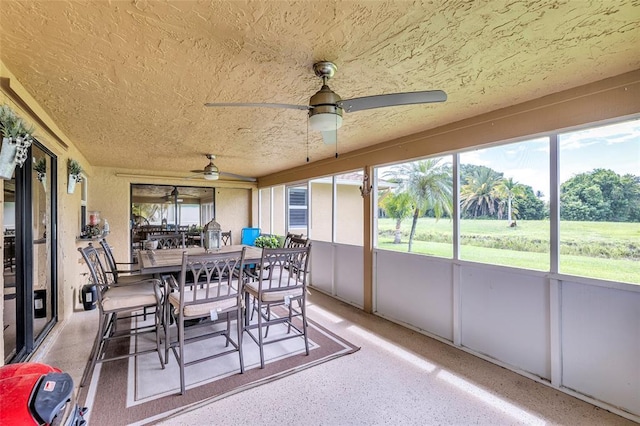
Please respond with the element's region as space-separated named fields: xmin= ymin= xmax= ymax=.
xmin=309 ymin=113 xmax=343 ymax=131
xmin=204 ymin=172 xmax=219 ymax=181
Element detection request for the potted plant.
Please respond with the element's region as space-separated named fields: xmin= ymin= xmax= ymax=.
xmin=67 ymin=159 xmax=83 ymax=193
xmin=254 ymin=235 xmax=280 ymax=248
xmin=0 ymin=104 xmax=34 ymax=180
xmin=35 ymin=157 xmax=47 ymax=190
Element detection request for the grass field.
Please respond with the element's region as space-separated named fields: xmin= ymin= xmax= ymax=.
xmin=376 ymin=218 xmax=640 ymax=285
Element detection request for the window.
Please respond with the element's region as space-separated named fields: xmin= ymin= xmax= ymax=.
xmin=201 ymin=201 xmax=214 ymax=224
xmin=286 ymin=117 xmax=639 ymax=285
xmin=178 ymin=204 xmax=200 ymax=226
xmin=459 ymin=138 xmax=550 ymax=269
xmin=376 ymin=156 xmax=453 ymax=257
xmin=130 ymin=184 xmax=215 ymax=253
xmin=288 ymin=187 xmax=308 ymax=228
xmin=558 ymin=119 xmax=640 ymax=284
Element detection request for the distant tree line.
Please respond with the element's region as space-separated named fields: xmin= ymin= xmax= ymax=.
xmin=560 ymin=168 xmax=640 ymax=222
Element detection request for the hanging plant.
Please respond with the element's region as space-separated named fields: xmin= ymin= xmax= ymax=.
xmin=0 ymin=104 xmax=35 ymax=180
xmin=68 ymin=159 xmax=83 ymax=182
xmin=67 ymin=159 xmax=83 ymax=193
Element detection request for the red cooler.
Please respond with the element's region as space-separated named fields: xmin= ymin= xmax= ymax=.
xmin=0 ymin=362 xmax=86 ymax=425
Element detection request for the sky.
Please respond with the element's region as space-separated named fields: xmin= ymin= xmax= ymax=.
xmin=459 ymin=118 xmax=640 ymax=200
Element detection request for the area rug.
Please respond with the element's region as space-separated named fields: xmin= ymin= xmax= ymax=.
xmin=78 ymin=312 xmax=359 ymax=425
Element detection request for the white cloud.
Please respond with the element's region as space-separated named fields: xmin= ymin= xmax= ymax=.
xmin=560 ymin=119 xmax=640 ymax=150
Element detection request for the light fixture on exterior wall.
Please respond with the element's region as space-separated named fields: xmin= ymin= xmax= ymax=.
xmin=359 ymin=173 xmax=373 ymax=198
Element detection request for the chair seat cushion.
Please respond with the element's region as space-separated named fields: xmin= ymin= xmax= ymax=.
xmin=244 ymin=281 xmax=303 ymax=303
xmin=169 ymin=286 xmax=238 ymax=318
xmin=116 ymin=273 xmax=154 ymax=284
xmin=102 ymin=281 xmax=158 ymax=311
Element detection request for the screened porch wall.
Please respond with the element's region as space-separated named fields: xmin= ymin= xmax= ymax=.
xmin=307 ymin=240 xmax=640 ymax=421
xmin=310 ymin=240 xmax=364 ymax=308
xmin=272 ymin=72 xmax=640 ymax=420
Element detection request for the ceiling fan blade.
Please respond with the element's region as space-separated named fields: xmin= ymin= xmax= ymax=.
xmin=321 ymin=130 xmax=337 ymax=145
xmin=219 ymin=171 xmax=257 ymax=182
xmin=189 ymin=169 xmax=205 ymax=173
xmin=339 ymin=90 xmax=447 ymax=113
xmin=183 ymin=174 xmax=202 ymax=180
xmin=205 ymin=102 xmax=310 ymax=111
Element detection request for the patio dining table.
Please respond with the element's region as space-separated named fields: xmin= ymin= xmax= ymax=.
xmin=137 ymin=244 xmax=263 ymax=276
xmin=137 ymin=244 xmax=264 ymax=327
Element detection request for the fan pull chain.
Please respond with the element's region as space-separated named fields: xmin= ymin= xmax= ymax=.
xmin=306 ymin=117 xmax=310 ymax=163
xmin=335 ymin=114 xmax=339 ymax=158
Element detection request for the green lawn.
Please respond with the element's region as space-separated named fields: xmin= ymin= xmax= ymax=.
xmin=377 ymin=218 xmax=640 ymax=285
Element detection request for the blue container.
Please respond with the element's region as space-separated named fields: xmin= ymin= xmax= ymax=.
xmin=241 ymin=227 xmax=261 ymax=246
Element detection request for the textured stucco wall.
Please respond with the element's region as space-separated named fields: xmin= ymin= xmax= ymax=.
xmin=87 ymin=167 xmax=132 ymax=263
xmin=215 ymin=187 xmax=251 ymax=246
xmin=310 ymin=182 xmax=332 ymax=242
xmin=336 ymin=185 xmax=364 ymax=246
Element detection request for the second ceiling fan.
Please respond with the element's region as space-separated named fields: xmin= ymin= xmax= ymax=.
xmin=189 ymin=154 xmax=256 ymax=182
xmin=205 ymin=61 xmax=447 ymax=144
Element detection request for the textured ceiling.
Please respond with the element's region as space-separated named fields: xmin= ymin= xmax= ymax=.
xmin=0 ymin=1 xmax=638 ymax=180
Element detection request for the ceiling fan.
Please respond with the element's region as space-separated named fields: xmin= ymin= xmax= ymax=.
xmin=189 ymin=154 xmax=257 ymax=182
xmin=205 ymin=61 xmax=447 ymax=144
xmin=163 ymin=186 xmax=183 ymax=202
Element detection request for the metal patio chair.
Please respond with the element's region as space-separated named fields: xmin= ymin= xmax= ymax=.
xmin=243 ymin=245 xmax=311 ymax=369
xmin=77 ymin=245 xmax=164 ymax=387
xmin=163 ymin=249 xmax=246 ymax=395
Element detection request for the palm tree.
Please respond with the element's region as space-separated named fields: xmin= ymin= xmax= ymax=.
xmin=496 ymin=177 xmax=526 ymax=225
xmin=379 ymin=191 xmax=414 ymax=244
xmin=133 ymin=203 xmax=161 ymax=224
xmin=385 ymin=158 xmax=453 ymax=252
xmin=460 ymin=166 xmax=503 ymax=218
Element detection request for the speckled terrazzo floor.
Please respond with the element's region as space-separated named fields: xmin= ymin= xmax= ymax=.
xmin=38 ymin=291 xmax=636 ymax=426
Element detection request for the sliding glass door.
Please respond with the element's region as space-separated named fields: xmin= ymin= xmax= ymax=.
xmin=3 ymin=141 xmax=57 ymax=363
xmin=3 ymin=163 xmax=17 ymax=361
xmin=130 ymin=184 xmax=215 ymax=254
xmin=31 ymin=143 xmax=57 ymax=349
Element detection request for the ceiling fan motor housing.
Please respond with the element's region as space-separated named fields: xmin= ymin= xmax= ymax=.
xmin=203 ymin=155 xmax=219 ymax=180
xmin=308 ymin=85 xmax=343 ymax=131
